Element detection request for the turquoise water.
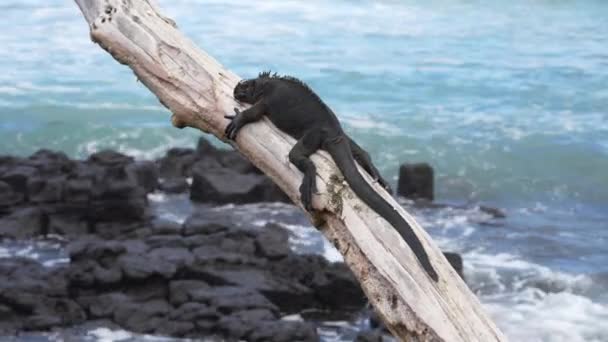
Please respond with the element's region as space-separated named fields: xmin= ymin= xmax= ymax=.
xmin=1 ymin=1 xmax=608 ymax=340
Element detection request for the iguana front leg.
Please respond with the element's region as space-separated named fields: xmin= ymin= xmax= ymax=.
xmin=224 ymin=101 xmax=266 ymax=140
xmin=347 ymin=136 xmax=392 ymax=193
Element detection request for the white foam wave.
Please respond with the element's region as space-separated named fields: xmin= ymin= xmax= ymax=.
xmin=465 ymin=250 xmax=592 ymax=295
xmin=463 ymin=249 xmax=606 ymax=341
xmin=0 ymin=86 xmax=23 ymax=95
xmin=86 ymin=327 xmax=203 ymax=341
xmin=0 ymin=247 xmax=10 ymax=258
xmin=284 ymin=223 xmax=318 ymax=248
xmin=87 ymin=328 xmax=133 ymax=342
xmin=485 ymin=289 xmax=608 ymax=342
xmin=42 ymin=99 xmax=165 ymax=111
xmin=77 ymin=128 xmax=195 ymax=161
xmin=342 ymin=115 xmax=400 ymax=135
xmin=322 ymin=238 xmax=343 ymax=263
xmin=43 ymin=258 xmax=70 ymax=267
xmin=148 ymin=192 xmax=169 ymax=203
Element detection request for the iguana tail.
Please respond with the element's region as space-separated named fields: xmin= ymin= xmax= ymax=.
xmin=325 ymin=137 xmax=439 ymax=282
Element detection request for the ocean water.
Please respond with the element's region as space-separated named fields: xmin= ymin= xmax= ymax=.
xmin=1 ymin=0 xmax=607 ymax=341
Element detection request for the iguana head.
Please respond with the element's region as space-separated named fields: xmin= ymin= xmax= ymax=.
xmin=233 ymin=79 xmax=258 ymax=104
xmin=233 ymin=71 xmax=275 ymax=104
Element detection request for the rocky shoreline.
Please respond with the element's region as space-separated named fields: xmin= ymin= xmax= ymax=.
xmin=0 ymin=137 xmax=471 ymax=341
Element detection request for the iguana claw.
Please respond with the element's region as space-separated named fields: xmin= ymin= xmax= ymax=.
xmin=224 ymin=108 xmax=241 ymax=140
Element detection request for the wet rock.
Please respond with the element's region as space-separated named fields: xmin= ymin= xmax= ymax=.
xmin=88 ymin=195 xmax=147 ymax=222
xmin=196 ymin=136 xmax=219 ymax=157
xmin=85 ymin=292 xmax=129 ymax=319
xmin=216 ymin=150 xmax=261 ymax=174
xmin=0 ymin=155 xmax=20 ymax=170
xmin=0 ymin=303 xmax=12 ymax=317
xmin=272 ymin=255 xmax=366 ymax=312
xmin=158 ymin=177 xmax=189 ymax=193
xmin=397 ymin=163 xmax=434 ymax=201
xmin=191 ymin=156 xmax=223 ymax=174
xmin=248 ymin=320 xmax=319 ymax=342
xmin=170 ymin=303 xmax=219 ymax=329
xmin=255 ymin=223 xmax=290 ymax=260
xmin=217 ymin=310 xmax=283 ymax=340
xmin=48 ymin=215 xmax=89 ymax=236
xmin=314 ymin=262 xmax=367 ymax=310
xmin=368 ymin=309 xmax=383 ymax=330
xmin=182 ymin=211 xmax=233 ymax=236
xmin=37 ymin=298 xmax=86 ymax=326
xmin=67 ymin=238 xmax=127 ymax=261
xmin=203 ymin=268 xmax=313 ymax=311
xmin=94 ymin=221 xmax=143 ymax=240
xmin=93 ymin=265 xmax=123 ymax=285
xmin=232 ymin=308 xmax=276 ymax=322
xmin=1 ymin=165 xmax=37 ymax=195
xmin=88 ymin=150 xmax=134 ymax=167
xmin=257 ymin=177 xmax=290 ymax=203
xmin=0 ymin=193 xmax=383 ymax=340
xmin=158 ymin=148 xmax=197 ymax=179
xmin=0 ymin=207 xmax=46 ymax=238
xmin=169 ymin=280 xmax=211 ymax=306
xmin=190 ymin=246 xmax=264 ymax=270
xmin=154 ymin=320 xmax=195 ymax=337
xmin=479 ymin=205 xmax=506 ymax=219
xmin=0 ymin=180 xmax=22 ymax=208
xmin=148 ymin=247 xmax=194 ymax=270
xmin=113 ymin=299 xmax=171 ymax=333
xmin=150 ymin=218 xmax=182 ymax=235
xmin=119 ymin=253 xmax=177 ymax=280
xmin=146 ymin=234 xmax=187 ymax=249
xmin=443 ymin=252 xmax=464 ymax=279
xmin=189 ymin=286 xmax=279 ymax=314
xmin=124 ymin=280 xmax=168 ymax=302
xmin=0 ymin=259 xmax=85 ymax=332
xmin=27 ymin=176 xmax=65 ymax=203
xmin=190 ymin=166 xmax=287 ymax=204
xmin=64 ymin=178 xmax=93 ymax=203
xmin=355 ymin=330 xmax=386 ymax=342
xmin=94 ymin=165 xmax=140 ymax=199
xmin=27 ymin=150 xmax=75 ymax=176
xmin=127 ymin=161 xmax=159 ymax=193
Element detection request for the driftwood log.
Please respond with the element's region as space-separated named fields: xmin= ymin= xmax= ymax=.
xmin=73 ymin=1 xmax=507 ymax=341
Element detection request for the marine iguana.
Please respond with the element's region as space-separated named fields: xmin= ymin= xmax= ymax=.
xmin=225 ymin=72 xmax=438 ymax=281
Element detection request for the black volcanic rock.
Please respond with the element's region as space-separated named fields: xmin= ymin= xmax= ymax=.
xmin=190 ymin=166 xmax=287 ymax=204
xmin=255 ymin=223 xmax=290 ymax=260
xmin=158 ymin=177 xmax=189 ymax=193
xmin=397 ymin=163 xmax=434 ymax=201
xmin=1 ymin=165 xmax=37 ymax=195
xmin=88 ymin=150 xmax=133 ymax=167
xmin=443 ymin=252 xmax=464 ymax=279
xmin=0 ymin=207 xmax=46 ymax=239
xmin=127 ymin=161 xmax=159 ymax=193
xmin=158 ymin=148 xmax=197 ymax=179
xmin=0 ymin=180 xmax=22 ymax=208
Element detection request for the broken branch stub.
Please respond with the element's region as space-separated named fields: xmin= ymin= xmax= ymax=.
xmin=73 ymin=1 xmax=507 ymax=341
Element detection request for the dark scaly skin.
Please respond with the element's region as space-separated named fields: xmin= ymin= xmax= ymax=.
xmin=225 ymin=72 xmax=438 ymax=282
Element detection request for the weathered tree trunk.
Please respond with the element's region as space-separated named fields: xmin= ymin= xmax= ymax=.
xmin=73 ymin=1 xmax=507 ymax=341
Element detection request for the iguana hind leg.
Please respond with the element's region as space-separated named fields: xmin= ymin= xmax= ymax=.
xmin=347 ymin=136 xmax=392 ymax=192
xmin=288 ymin=129 xmax=324 ymax=211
